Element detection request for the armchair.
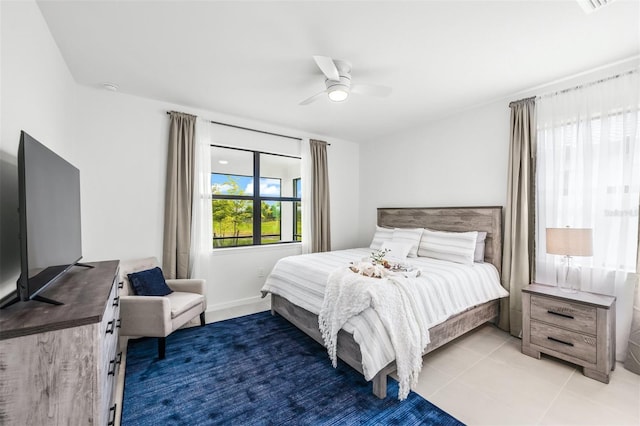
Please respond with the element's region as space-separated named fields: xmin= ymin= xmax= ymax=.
xmin=118 ymin=257 xmax=207 ymax=359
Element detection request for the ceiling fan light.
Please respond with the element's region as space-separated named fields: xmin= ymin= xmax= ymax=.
xmin=328 ymin=86 xmax=349 ymax=102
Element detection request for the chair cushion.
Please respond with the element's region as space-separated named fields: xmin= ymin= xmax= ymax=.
xmin=128 ymin=267 xmax=173 ymax=297
xmin=167 ymin=292 xmax=205 ymax=319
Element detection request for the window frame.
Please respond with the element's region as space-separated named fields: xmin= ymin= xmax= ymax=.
xmin=210 ymin=145 xmax=301 ymax=248
xmin=293 ymin=177 xmax=302 ymax=242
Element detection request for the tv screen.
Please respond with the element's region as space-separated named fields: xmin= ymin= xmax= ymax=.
xmin=16 ymin=131 xmax=83 ymax=305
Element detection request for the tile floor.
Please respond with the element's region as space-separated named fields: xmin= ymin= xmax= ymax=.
xmin=402 ymin=323 xmax=640 ymax=426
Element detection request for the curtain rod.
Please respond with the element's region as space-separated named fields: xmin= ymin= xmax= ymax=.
xmin=166 ymin=111 xmax=302 ymax=141
xmin=508 ymin=96 xmax=536 ymax=108
xmin=510 ymin=68 xmax=639 ymax=106
xmin=537 ymin=68 xmax=638 ymax=100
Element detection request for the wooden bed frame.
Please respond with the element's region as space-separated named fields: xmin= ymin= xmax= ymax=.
xmin=270 ymin=206 xmax=503 ymax=399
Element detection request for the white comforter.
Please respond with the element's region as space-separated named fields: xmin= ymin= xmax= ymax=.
xmin=261 ymin=248 xmax=509 ymax=393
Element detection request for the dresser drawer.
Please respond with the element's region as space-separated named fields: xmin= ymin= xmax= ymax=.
xmin=530 ymin=320 xmax=597 ymax=364
xmin=531 ymin=295 xmax=596 ymax=335
xmin=99 ymin=276 xmax=121 ymax=424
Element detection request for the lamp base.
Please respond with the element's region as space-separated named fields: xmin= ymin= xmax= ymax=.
xmin=556 ymin=255 xmax=581 ymax=293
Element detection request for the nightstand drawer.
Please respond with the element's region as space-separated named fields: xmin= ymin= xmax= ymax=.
xmin=531 ymin=295 xmax=596 ymax=335
xmin=531 ymin=320 xmax=597 ymax=364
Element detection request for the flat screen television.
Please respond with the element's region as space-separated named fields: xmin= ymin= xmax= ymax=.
xmin=2 ymin=131 xmax=88 ymax=307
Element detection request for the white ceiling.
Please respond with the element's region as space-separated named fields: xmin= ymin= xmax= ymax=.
xmin=37 ymin=0 xmax=639 ymax=143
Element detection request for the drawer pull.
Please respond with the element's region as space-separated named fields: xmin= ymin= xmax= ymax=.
xmin=116 ymin=318 xmax=122 ymax=329
xmin=113 ymin=296 xmax=120 ymax=307
xmin=108 ymin=403 xmax=117 ymax=426
xmin=118 ymin=281 xmax=124 ymax=289
xmin=106 ymin=320 xmax=115 ymax=334
xmin=547 ymin=310 xmax=574 ymax=320
xmin=108 ymin=352 xmax=123 ymax=376
xmin=108 ymin=359 xmax=116 ymax=376
xmin=547 ymin=336 xmax=574 ymax=347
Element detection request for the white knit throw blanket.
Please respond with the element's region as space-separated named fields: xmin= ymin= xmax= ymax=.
xmin=318 ymin=267 xmax=430 ymax=400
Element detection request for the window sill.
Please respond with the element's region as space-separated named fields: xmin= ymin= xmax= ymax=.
xmin=210 ymin=242 xmax=302 ymax=257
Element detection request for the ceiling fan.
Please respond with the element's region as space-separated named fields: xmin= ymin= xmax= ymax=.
xmin=299 ymin=56 xmax=392 ymax=105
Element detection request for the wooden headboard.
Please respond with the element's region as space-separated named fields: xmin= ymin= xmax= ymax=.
xmin=377 ymin=206 xmax=503 ymax=275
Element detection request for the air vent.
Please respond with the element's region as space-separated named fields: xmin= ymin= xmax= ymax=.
xmin=576 ymin=0 xmax=616 ymax=14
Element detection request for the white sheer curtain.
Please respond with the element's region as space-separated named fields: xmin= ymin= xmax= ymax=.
xmin=300 ymin=138 xmax=313 ymax=254
xmin=189 ymin=118 xmax=213 ymax=279
xmin=536 ymin=70 xmax=640 ymax=360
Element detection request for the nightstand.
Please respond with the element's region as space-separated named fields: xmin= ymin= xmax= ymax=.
xmin=522 ymin=283 xmax=616 ymax=383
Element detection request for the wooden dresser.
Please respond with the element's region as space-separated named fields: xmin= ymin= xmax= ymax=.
xmin=522 ymin=282 xmax=616 ymax=383
xmin=0 ymin=260 xmax=121 ymax=425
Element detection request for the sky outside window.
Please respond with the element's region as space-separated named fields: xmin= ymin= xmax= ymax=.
xmin=211 ymin=174 xmax=281 ymax=196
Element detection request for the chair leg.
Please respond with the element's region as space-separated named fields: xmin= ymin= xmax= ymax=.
xmin=158 ymin=337 xmax=166 ymax=359
xmin=200 ymin=312 xmax=206 ymax=326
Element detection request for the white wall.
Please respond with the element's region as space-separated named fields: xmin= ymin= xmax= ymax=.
xmin=73 ymin=87 xmax=169 ymax=264
xmin=0 ymin=0 xmax=78 ymax=300
xmin=357 ymin=101 xmax=510 ymax=246
xmin=73 ymin=85 xmax=361 ymax=316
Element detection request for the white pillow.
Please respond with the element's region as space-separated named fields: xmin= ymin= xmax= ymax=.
xmin=369 ymin=226 xmax=394 ymax=249
xmin=474 ymin=231 xmax=487 ymax=263
xmin=418 ymin=229 xmax=478 ymax=265
xmin=391 ymin=228 xmax=423 ymax=258
xmin=380 ymin=241 xmax=412 ymax=263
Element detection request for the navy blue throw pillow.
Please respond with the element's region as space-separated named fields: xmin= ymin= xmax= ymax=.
xmin=128 ymin=267 xmax=173 ymax=296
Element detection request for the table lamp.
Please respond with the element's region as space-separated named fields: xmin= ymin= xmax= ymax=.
xmin=546 ymin=227 xmax=593 ymax=293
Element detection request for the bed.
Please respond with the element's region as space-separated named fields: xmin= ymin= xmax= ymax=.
xmin=262 ymin=206 xmax=507 ymax=399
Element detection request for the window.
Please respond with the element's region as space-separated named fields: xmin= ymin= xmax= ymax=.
xmin=536 ymin=111 xmax=640 ymax=275
xmin=535 ymin=74 xmax=640 ymax=296
xmin=211 ymin=146 xmax=301 ymax=248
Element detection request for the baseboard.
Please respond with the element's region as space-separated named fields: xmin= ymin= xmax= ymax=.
xmin=204 ymin=295 xmax=271 ymax=323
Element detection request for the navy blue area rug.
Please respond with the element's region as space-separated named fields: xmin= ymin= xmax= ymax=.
xmin=122 ymin=311 xmax=464 ymax=425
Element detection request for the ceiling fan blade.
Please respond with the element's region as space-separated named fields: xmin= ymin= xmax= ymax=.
xmin=313 ymin=55 xmax=340 ymax=81
xmin=351 ymin=84 xmax=392 ymax=97
xmin=299 ymin=90 xmax=327 ymax=106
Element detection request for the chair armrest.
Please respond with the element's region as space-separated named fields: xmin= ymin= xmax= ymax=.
xmin=166 ymin=279 xmax=205 ymax=296
xmin=119 ymin=295 xmax=172 ymax=337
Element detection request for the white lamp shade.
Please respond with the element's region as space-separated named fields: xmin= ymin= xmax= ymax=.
xmin=546 ymin=228 xmax=593 ymax=256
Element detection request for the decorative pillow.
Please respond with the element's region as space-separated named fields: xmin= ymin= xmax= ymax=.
xmin=474 ymin=232 xmax=487 ymax=263
xmin=392 ymin=228 xmax=423 ymax=258
xmin=127 ymin=267 xmax=173 ymax=297
xmin=370 ymin=226 xmax=394 ymax=249
xmin=418 ymin=229 xmax=478 ymax=265
xmin=380 ymin=241 xmax=412 ymax=263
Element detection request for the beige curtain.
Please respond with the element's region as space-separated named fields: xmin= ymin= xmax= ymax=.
xmin=310 ymin=139 xmax=331 ymax=253
xmin=624 ymin=207 xmax=640 ymax=375
xmin=500 ymin=97 xmax=536 ymax=337
xmin=162 ymin=112 xmax=196 ymax=279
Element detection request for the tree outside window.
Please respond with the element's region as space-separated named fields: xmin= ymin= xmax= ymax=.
xmin=293 ymin=178 xmax=302 ymax=242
